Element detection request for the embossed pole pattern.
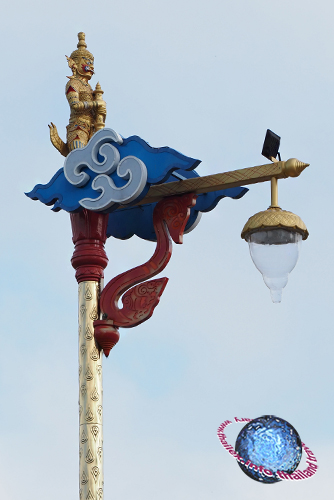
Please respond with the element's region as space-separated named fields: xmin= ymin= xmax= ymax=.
xmin=70 ymin=209 xmax=109 ymax=500
xmin=78 ymin=281 xmax=104 ymax=500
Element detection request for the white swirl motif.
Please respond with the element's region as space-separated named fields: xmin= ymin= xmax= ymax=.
xmin=64 ymin=128 xmax=148 ymax=211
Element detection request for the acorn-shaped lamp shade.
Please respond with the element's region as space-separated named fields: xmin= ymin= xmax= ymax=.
xmin=241 ymin=204 xmax=308 ymax=303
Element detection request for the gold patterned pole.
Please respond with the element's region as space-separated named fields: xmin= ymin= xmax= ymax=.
xmin=70 ymin=210 xmax=109 ymax=500
xmin=78 ymin=281 xmax=104 ymax=500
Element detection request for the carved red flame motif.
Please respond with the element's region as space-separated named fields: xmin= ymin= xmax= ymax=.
xmin=94 ymin=193 xmax=196 ymax=355
xmin=100 ymin=192 xmax=197 ymax=328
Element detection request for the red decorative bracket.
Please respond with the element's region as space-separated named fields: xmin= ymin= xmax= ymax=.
xmin=97 ymin=192 xmax=197 ymax=333
xmin=70 ymin=195 xmax=197 ymax=357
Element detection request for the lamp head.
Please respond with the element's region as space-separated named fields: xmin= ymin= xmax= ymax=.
xmin=241 ymin=207 xmax=308 ymax=303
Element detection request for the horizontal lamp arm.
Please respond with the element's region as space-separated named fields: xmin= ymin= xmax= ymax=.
xmin=133 ymin=158 xmax=309 ymax=207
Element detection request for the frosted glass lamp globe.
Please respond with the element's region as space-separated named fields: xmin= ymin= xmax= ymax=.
xmin=245 ymin=229 xmax=302 ymax=303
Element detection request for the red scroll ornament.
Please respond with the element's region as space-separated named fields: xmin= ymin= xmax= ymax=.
xmin=94 ymin=192 xmax=197 ymax=356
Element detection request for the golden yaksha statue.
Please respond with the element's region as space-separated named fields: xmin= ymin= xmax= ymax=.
xmin=49 ymin=32 xmax=107 ymax=157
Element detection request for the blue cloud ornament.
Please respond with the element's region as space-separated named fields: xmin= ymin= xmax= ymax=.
xmin=26 ymin=128 xmax=201 ymax=212
xmin=26 ymin=128 xmax=248 ymax=241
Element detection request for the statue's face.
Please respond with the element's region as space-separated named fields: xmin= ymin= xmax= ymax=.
xmin=76 ymin=56 xmax=94 ymax=79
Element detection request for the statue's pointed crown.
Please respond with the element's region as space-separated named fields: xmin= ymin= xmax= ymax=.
xmin=70 ymin=32 xmax=94 ymax=61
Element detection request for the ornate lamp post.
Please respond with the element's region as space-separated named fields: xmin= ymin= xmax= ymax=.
xmin=26 ymin=33 xmax=309 ymax=499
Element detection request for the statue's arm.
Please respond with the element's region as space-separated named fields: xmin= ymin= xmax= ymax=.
xmin=66 ymin=82 xmax=106 ymax=115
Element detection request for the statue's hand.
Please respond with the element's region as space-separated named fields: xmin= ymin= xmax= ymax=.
xmin=48 ymin=122 xmax=69 ymax=157
xmin=96 ymin=100 xmax=107 ymax=116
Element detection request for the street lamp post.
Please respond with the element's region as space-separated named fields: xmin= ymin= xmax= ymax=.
xmin=26 ymin=33 xmax=310 ymax=499
xmin=71 ymin=210 xmax=108 ymax=500
xmin=70 ymin=194 xmax=197 ymax=498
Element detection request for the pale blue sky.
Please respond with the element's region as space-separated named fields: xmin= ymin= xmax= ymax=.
xmin=1 ymin=0 xmax=333 ymax=498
